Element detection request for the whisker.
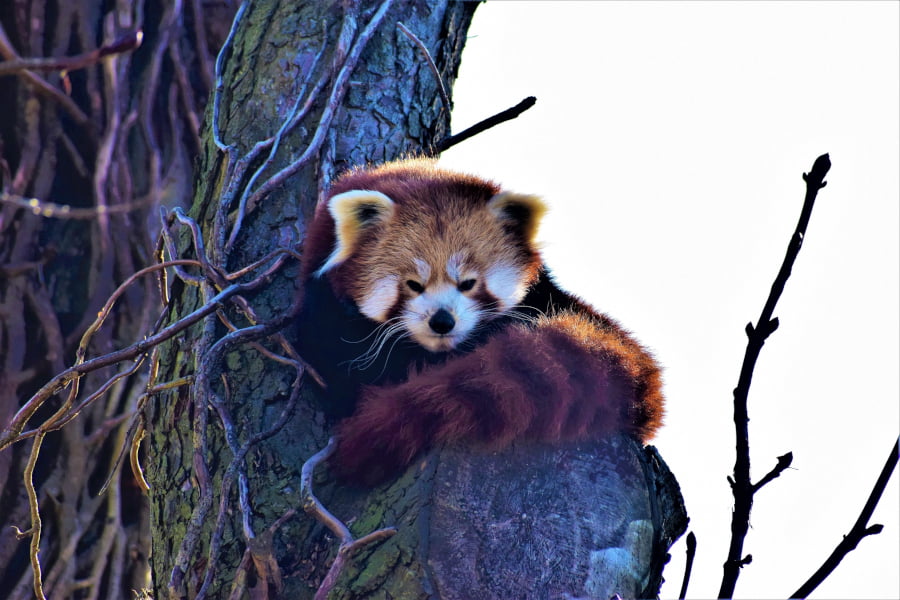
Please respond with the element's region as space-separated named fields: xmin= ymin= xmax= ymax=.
xmin=340 ymin=316 xmax=405 ymax=344
xmin=344 ymin=320 xmax=408 ymax=372
xmin=372 ymin=330 xmax=411 ymax=378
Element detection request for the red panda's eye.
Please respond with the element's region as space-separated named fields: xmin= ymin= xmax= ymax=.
xmin=406 ymin=280 xmax=425 ymax=294
xmin=458 ymin=279 xmax=477 ymax=292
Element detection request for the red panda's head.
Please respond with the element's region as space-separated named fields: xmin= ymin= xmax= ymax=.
xmin=302 ymin=159 xmax=547 ymax=352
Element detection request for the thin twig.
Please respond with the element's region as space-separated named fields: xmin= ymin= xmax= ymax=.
xmin=212 ymin=0 xmax=249 ymax=152
xmin=301 ymin=437 xmax=397 ymax=600
xmin=130 ymin=423 xmax=150 ymax=493
xmin=718 ymin=153 xmax=831 ymax=599
xmin=194 ymin=326 xmax=303 ymax=600
xmin=159 ymin=208 xmax=204 ymax=285
xmin=0 ymin=190 xmax=156 ymax=219
xmin=20 ymin=358 xmax=146 ymax=441
xmin=314 ymin=527 xmax=398 ymax=600
xmin=23 ymin=434 xmax=47 ymax=600
xmin=791 ymin=436 xmax=899 ymax=598
xmin=434 ymin=96 xmax=537 ymax=154
xmin=0 ymin=30 xmax=142 ymax=76
xmin=169 ymin=279 xmax=219 ymax=596
xmin=0 ymin=280 xmax=261 ymax=451
xmin=171 ymin=207 xmax=218 ymax=283
xmin=242 ymin=0 xmax=396 ymax=212
xmin=0 ymin=259 xmax=198 ymax=448
xmin=0 ymin=23 xmax=93 ymax=129
xmin=301 ymin=438 xmax=353 ymax=544
xmin=752 ymin=452 xmax=793 ymax=494
xmin=397 ymin=21 xmax=450 ymax=113
xmin=678 ymin=531 xmax=696 ymax=600
xmin=224 ymin=35 xmax=330 ymax=254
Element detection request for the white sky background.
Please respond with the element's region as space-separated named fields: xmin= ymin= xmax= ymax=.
xmin=440 ymin=2 xmax=899 ymax=599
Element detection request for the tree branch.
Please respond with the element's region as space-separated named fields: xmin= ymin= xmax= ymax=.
xmin=0 ymin=23 xmax=93 ymax=129
xmin=718 ymin=153 xmax=831 ymax=599
xmin=752 ymin=452 xmax=793 ymax=494
xmin=300 ymin=437 xmax=397 ymax=600
xmin=434 ymin=96 xmax=537 ymax=153
xmin=0 ymin=30 xmax=142 ymax=76
xmin=397 ymin=21 xmax=450 ymax=113
xmin=678 ymin=531 xmax=696 ymax=600
xmin=791 ymin=437 xmax=899 ymax=598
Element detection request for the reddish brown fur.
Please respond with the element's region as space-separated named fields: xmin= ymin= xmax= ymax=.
xmin=301 ymin=159 xmax=541 ymax=304
xmin=299 ymin=159 xmax=665 ymax=486
xmin=333 ymin=310 xmax=664 ymax=485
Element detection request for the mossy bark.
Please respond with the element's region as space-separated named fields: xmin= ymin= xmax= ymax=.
xmin=144 ymin=2 xmax=686 ymax=599
xmin=145 ymin=2 xmax=478 ymax=598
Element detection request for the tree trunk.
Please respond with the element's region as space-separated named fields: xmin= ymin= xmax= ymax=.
xmin=145 ymin=1 xmax=482 ymax=598
xmin=147 ymin=1 xmax=686 ymax=598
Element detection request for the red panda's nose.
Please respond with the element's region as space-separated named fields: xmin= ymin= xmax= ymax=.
xmin=428 ymin=309 xmax=456 ymax=335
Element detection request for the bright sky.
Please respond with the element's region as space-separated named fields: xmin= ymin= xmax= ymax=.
xmin=441 ymin=2 xmax=899 ymax=598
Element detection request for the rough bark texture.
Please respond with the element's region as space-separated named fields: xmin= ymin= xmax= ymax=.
xmin=145 ymin=1 xmax=483 ymax=598
xmin=321 ymin=437 xmax=685 ymax=600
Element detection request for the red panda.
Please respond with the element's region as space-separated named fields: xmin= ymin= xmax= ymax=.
xmin=295 ymin=159 xmax=664 ymax=485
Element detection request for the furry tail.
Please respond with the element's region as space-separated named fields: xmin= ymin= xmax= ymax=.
xmin=332 ymin=310 xmax=664 ymax=485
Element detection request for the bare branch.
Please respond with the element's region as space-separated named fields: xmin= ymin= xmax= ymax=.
xmin=0 ymin=190 xmax=156 ymax=219
xmin=791 ymin=437 xmax=899 ymax=598
xmin=752 ymin=452 xmax=793 ymax=494
xmin=397 ymin=21 xmax=450 ymax=113
xmin=300 ymin=437 xmax=397 ymax=600
xmin=718 ymin=153 xmax=831 ymax=599
xmin=240 ymin=0 xmax=396 ymax=215
xmin=194 ymin=332 xmax=304 ymax=600
xmin=23 ymin=435 xmax=47 ymax=600
xmin=0 ymin=30 xmax=142 ymax=76
xmin=435 ymin=96 xmax=537 ymax=153
xmin=0 ymin=23 xmax=93 ymax=129
xmin=0 ymin=278 xmax=261 ymax=451
xmin=212 ymin=1 xmax=250 ymax=153
xmin=301 ymin=438 xmax=353 ymax=545
xmin=224 ymin=34 xmax=330 ymax=254
xmin=678 ymin=531 xmax=696 ymax=600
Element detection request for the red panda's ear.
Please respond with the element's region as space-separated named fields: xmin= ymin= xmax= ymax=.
xmin=315 ymin=190 xmax=396 ymax=276
xmin=487 ymin=192 xmax=548 ymax=244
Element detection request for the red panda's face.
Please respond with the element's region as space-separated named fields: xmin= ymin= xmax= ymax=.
xmin=311 ymin=171 xmax=547 ymax=353
xmin=390 ymin=249 xmax=526 ymax=352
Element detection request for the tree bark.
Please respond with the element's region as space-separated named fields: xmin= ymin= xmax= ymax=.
xmin=145 ymin=1 xmax=482 ymax=598
xmin=147 ymin=1 xmax=686 ymax=598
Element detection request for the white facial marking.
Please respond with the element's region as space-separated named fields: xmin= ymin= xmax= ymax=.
xmin=359 ymin=275 xmax=399 ymax=321
xmin=403 ymin=282 xmax=480 ymax=352
xmin=413 ymin=258 xmax=431 ymax=283
xmin=485 ymin=262 xmax=528 ymax=310
xmin=446 ymin=253 xmax=464 ymax=282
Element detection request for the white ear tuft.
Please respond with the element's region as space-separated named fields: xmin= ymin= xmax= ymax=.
xmin=487 ymin=192 xmax=548 ymax=243
xmin=315 ymin=190 xmax=396 ymax=277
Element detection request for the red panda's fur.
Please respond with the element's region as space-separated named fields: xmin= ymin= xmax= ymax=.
xmin=295 ymin=159 xmax=664 ymax=485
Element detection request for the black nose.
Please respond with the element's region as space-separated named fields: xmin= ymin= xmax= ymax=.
xmin=428 ymin=309 xmax=455 ymax=335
